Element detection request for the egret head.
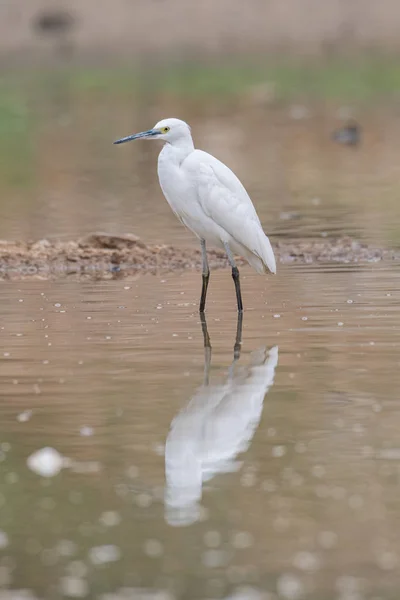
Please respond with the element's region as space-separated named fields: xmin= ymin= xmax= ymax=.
xmin=113 ymin=118 xmax=191 ymax=146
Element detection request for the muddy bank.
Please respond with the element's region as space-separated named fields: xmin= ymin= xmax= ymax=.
xmin=0 ymin=233 xmax=397 ymax=280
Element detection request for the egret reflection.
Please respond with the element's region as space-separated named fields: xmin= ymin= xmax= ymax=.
xmin=164 ymin=314 xmax=279 ymax=526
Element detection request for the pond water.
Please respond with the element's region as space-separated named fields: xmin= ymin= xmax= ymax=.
xmin=1 ymin=262 xmax=400 ymax=599
xmin=1 ymin=81 xmax=400 ymax=598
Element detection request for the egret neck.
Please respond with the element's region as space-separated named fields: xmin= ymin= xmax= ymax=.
xmin=159 ymin=131 xmax=195 ymax=167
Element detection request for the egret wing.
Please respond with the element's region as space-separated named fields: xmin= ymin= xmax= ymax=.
xmin=183 ymin=151 xmax=276 ymax=273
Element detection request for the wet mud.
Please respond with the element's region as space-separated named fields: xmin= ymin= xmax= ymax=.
xmin=0 ymin=233 xmax=397 ymax=280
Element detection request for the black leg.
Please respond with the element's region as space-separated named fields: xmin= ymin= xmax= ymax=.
xmin=231 ymin=266 xmax=243 ymax=313
xmin=200 ymin=272 xmax=210 ymax=314
xmin=199 ymin=239 xmax=210 ymax=313
xmin=200 ymin=311 xmax=212 ymax=386
xmin=224 ymin=242 xmax=244 ymax=313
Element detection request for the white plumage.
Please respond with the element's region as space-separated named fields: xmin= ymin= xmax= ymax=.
xmin=164 ymin=344 xmax=279 ymax=527
xmin=114 ymin=117 xmax=276 ymax=311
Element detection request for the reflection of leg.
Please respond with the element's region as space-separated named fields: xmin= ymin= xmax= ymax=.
xmin=199 ymin=239 xmax=210 ymax=313
xmin=234 ymin=311 xmax=243 ymax=360
xmin=200 ymin=311 xmax=212 ymax=386
xmin=228 ymin=312 xmax=243 ymax=378
xmin=223 ymin=242 xmax=243 ymax=313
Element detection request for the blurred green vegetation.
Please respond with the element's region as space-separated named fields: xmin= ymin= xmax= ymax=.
xmin=0 ymin=55 xmax=400 ymax=189
xmin=0 ymin=83 xmax=35 ymax=186
xmin=2 ymin=55 xmax=400 ymax=104
xmin=53 ymin=56 xmax=400 ymax=100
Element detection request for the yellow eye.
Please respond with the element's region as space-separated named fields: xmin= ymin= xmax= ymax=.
xmin=161 ymin=126 xmax=170 ymax=134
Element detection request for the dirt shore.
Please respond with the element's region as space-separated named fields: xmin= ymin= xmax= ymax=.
xmin=0 ymin=233 xmax=397 ymax=280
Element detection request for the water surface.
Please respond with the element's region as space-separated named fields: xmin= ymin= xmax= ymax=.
xmin=1 ymin=264 xmax=400 ymax=599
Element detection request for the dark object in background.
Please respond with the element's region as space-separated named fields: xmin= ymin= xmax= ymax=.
xmin=331 ymin=122 xmax=361 ymax=146
xmin=33 ymin=11 xmax=75 ymax=36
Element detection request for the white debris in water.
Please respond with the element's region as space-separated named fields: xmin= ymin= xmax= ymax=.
xmin=99 ymin=511 xmax=121 ymax=527
xmin=293 ymin=551 xmax=320 ymax=572
xmin=204 ymin=531 xmax=221 ymax=548
xmin=202 ymin=549 xmax=228 ymax=568
xmin=123 ymin=286 xmax=131 ymax=290
xmin=348 ymin=494 xmax=364 ymax=509
xmin=378 ymin=448 xmax=400 ymax=460
xmin=232 ymin=531 xmax=254 ymax=549
xmin=27 ymin=447 xmax=64 ymax=477
xmin=144 ymin=539 xmax=164 ymax=558
xmin=311 ymin=465 xmax=326 ymax=478
xmin=99 ymin=590 xmax=174 ymax=600
xmin=60 ymin=576 xmax=89 ymax=598
xmin=6 ymin=472 xmax=18 ymax=484
xmin=69 ymin=491 xmax=83 ymax=505
xmin=315 ymin=484 xmax=330 ymax=499
xmin=335 ymin=575 xmax=363 ymax=596
xmin=273 ymin=516 xmax=290 ymax=533
xmin=198 ymin=506 xmax=209 ymax=522
xmin=301 ymin=317 xmax=308 ymax=321
xmin=39 ymin=497 xmax=56 ymax=510
xmin=240 ymin=470 xmax=257 ymax=487
xmin=272 ymin=445 xmax=286 ymax=458
xmin=79 ymin=426 xmax=94 ymax=437
xmin=0 ymin=590 xmax=38 ymax=600
xmin=261 ymin=479 xmax=277 ymax=493
xmin=41 ymin=549 xmax=59 ymax=567
xmin=331 ymin=486 xmax=346 ymax=500
xmin=89 ymin=545 xmax=121 ymax=565
xmin=17 ymin=410 xmax=33 ymax=423
xmin=0 ymin=531 xmax=9 ymax=549
xmin=352 ymin=423 xmax=364 ymax=434
xmin=337 ymin=322 xmax=344 ymax=327
xmin=376 ymin=551 xmax=398 ymax=571
xmin=152 ymin=443 xmax=165 ymax=456
xmin=56 ymin=540 xmax=77 ymax=557
xmin=274 ymin=314 xmax=281 ymax=318
xmin=289 ymin=105 xmax=309 ymax=120
xmin=115 ymin=483 xmax=128 ymax=498
xmin=227 ymin=587 xmax=271 ymax=600
xmin=317 ymin=530 xmax=338 ymax=549
xmin=276 ymin=573 xmax=304 ymax=599
xmin=66 ymin=561 xmax=88 ymax=578
xmin=126 ymin=465 xmax=139 ymax=479
xmin=347 ymin=299 xmax=354 ymax=304
xmin=135 ymin=493 xmax=153 ymax=508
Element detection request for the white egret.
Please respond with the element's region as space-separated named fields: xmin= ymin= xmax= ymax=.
xmin=114 ymin=118 xmax=276 ymax=312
